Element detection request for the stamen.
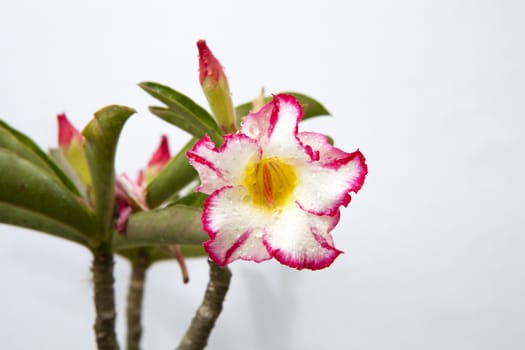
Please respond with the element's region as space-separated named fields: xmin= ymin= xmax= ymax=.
xmin=243 ymin=157 xmax=297 ymax=209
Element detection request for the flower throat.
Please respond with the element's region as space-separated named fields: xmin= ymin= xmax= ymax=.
xmin=243 ymin=157 xmax=297 ymax=209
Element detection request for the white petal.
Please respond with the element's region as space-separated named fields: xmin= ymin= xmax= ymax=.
xmin=187 ymin=134 xmax=261 ymax=194
xmin=240 ymin=99 xmax=273 ymax=142
xmin=295 ymin=133 xmax=368 ymax=215
xmin=263 ymin=204 xmax=342 ymax=270
xmin=203 ymin=186 xmax=271 ymax=265
xmin=242 ymin=94 xmax=310 ymax=161
xmin=115 ymin=173 xmax=147 ymax=210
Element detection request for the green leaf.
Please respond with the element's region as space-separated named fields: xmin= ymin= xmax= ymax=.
xmin=0 ymin=121 xmax=80 ymax=195
xmin=49 ymin=148 xmax=89 ymax=200
xmin=112 ymin=204 xmax=207 ymax=250
xmin=170 ymin=192 xmax=208 ymax=208
xmin=139 ymin=82 xmax=223 ymax=145
xmin=146 ymin=138 xmax=199 ymax=208
xmin=235 ymin=92 xmax=331 ymax=121
xmin=145 ymin=244 xmax=208 ymax=262
xmin=82 ymin=105 xmax=135 ymax=240
xmin=148 ymin=106 xmax=222 ymax=145
xmin=180 ymin=244 xmax=207 ymax=258
xmin=0 ymin=149 xmax=96 ymax=245
xmin=0 ymin=202 xmax=92 ymax=247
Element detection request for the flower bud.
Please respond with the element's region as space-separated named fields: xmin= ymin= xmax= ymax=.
xmin=144 ymin=135 xmax=171 ymax=184
xmin=57 ymin=113 xmax=92 ymax=187
xmin=197 ymin=40 xmax=237 ymax=133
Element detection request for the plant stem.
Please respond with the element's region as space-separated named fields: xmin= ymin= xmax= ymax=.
xmin=176 ymin=260 xmax=232 ymax=350
xmin=92 ymin=243 xmax=120 ymax=350
xmin=126 ymin=249 xmax=150 ymax=350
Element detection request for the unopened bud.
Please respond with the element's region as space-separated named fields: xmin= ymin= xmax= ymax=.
xmin=57 ymin=113 xmax=92 ymax=187
xmin=197 ymin=40 xmax=237 ymax=134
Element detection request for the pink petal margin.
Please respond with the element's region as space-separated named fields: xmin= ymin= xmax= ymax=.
xmin=201 ymin=186 xmax=272 ymax=266
xmin=200 ymin=186 xmax=233 ymax=241
xmin=261 ymin=207 xmax=343 ymax=271
xmin=269 ymin=94 xmax=304 ymax=137
xmin=187 ymin=133 xmax=261 ymax=194
xmin=241 ymin=94 xmax=304 ymax=147
xmin=204 ymin=229 xmax=252 ymax=266
xmin=295 ymin=131 xmax=368 ymax=216
xmin=296 ymin=149 xmax=368 ymax=216
xmin=187 ymin=135 xmax=224 ymax=176
xmin=262 ymin=226 xmax=343 ymax=271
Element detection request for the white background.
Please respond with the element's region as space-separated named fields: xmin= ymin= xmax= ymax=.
xmin=1 ymin=0 xmax=524 ymax=349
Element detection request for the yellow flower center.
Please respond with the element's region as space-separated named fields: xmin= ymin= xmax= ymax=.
xmin=242 ymin=157 xmax=297 ymax=209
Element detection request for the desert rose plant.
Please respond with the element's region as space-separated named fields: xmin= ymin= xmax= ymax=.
xmin=0 ymin=40 xmax=367 ymax=350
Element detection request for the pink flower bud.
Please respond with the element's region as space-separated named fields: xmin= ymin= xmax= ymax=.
xmin=56 ymin=113 xmax=92 ymax=187
xmin=197 ymin=40 xmax=224 ymax=87
xmin=57 ymin=113 xmax=83 ymax=149
xmin=147 ymin=134 xmax=170 ymax=169
xmin=197 ymin=40 xmax=237 ymax=133
xmin=144 ymin=135 xmax=171 ymax=184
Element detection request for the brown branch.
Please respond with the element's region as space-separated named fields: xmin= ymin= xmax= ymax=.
xmin=92 ymin=243 xmax=120 ymax=350
xmin=126 ymin=249 xmax=150 ymax=350
xmin=176 ymin=260 xmax=232 ymax=350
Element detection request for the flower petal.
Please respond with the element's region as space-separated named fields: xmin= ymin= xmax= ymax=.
xmin=298 ymin=132 xmax=346 ymax=163
xmin=241 ymin=99 xmax=273 ymax=142
xmin=147 ymin=135 xmax=171 ymax=169
xmin=115 ymin=203 xmax=132 ymax=233
xmin=263 ymin=204 xmax=342 ymax=270
xmin=203 ymin=186 xmax=272 ymax=265
xmin=242 ymin=94 xmax=309 ymax=161
xmin=144 ymin=135 xmax=171 ymax=184
xmin=295 ymin=132 xmax=368 ymax=215
xmin=187 ymin=134 xmax=261 ymax=194
xmin=115 ymin=173 xmax=148 ymax=210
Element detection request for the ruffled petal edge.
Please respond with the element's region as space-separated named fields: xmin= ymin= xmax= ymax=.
xmin=202 ymin=186 xmax=272 ymax=266
xmin=296 ymin=132 xmax=368 ymax=215
xmin=187 ymin=134 xmax=261 ymax=194
xmin=262 ymin=205 xmax=343 ymax=270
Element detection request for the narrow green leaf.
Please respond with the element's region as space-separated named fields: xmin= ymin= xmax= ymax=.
xmin=112 ymin=205 xmax=207 ymax=250
xmin=235 ymin=92 xmax=331 ymax=121
xmin=139 ymin=82 xmax=216 ymax=127
xmin=139 ymin=82 xmax=223 ymax=144
xmin=82 ymin=105 xmax=135 ymax=240
xmin=148 ymin=107 xmax=222 ymax=145
xmin=49 ymin=148 xmax=89 ymax=200
xmin=0 ymin=121 xmax=80 ymax=195
xmin=146 ymin=138 xmax=199 ymax=208
xmin=0 ymin=202 xmax=92 ymax=247
xmin=0 ymin=149 xmax=96 ymax=242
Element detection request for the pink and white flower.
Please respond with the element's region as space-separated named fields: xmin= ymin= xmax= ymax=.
xmin=114 ymin=135 xmax=190 ymax=282
xmin=114 ymin=135 xmax=171 ymax=232
xmin=187 ymin=94 xmax=367 ymax=270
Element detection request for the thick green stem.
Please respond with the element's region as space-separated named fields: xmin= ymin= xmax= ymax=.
xmin=92 ymin=244 xmax=120 ymax=350
xmin=176 ymin=260 xmax=232 ymax=350
xmin=126 ymin=249 xmax=150 ymax=350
